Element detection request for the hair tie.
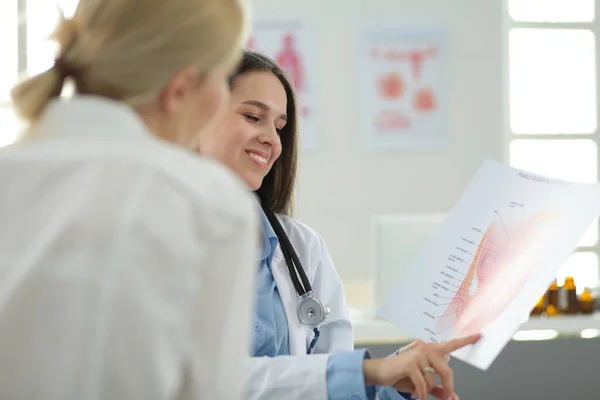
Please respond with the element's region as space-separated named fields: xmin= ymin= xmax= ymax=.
xmin=51 ymin=56 xmax=79 ymax=99
xmin=52 ymin=15 xmax=80 ymax=82
xmin=53 ymin=57 xmax=77 ymax=82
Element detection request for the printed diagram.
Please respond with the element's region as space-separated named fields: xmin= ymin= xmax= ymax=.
xmin=423 ymin=202 xmax=557 ymax=341
xmin=245 ymin=25 xmax=315 ymax=123
xmin=373 ymin=45 xmax=438 ymax=113
xmin=248 ymin=33 xmax=305 ymax=93
xmin=377 ymin=159 xmax=600 ymax=370
xmin=275 ymin=34 xmax=305 ymax=94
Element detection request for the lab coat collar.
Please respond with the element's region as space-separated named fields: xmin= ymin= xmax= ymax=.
xmin=35 ymin=95 xmax=151 ymax=140
xmin=269 ymin=234 xmax=306 ymax=355
xmin=264 ymin=214 xmax=304 ymax=353
xmin=258 ymin=208 xmax=278 ymax=268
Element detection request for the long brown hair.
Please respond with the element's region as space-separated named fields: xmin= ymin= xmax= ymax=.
xmin=229 ymin=51 xmax=298 ymax=215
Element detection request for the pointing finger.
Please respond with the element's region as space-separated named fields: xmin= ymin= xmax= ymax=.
xmin=440 ymin=333 xmax=481 ymax=354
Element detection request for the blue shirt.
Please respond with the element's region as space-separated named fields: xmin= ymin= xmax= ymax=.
xmin=251 ymin=210 xmax=290 ymax=357
xmin=251 ymin=210 xmax=410 ymax=400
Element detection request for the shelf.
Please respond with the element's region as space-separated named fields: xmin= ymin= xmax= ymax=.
xmin=350 ymin=309 xmax=600 ymax=345
xmin=521 ymin=312 xmax=600 ymax=334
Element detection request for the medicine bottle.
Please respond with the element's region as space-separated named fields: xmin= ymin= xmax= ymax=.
xmin=559 ymin=277 xmax=578 ymax=314
xmin=546 ymin=280 xmax=558 ymax=312
xmin=530 ymin=294 xmax=545 ymax=316
xmin=579 ymin=287 xmax=595 ymax=314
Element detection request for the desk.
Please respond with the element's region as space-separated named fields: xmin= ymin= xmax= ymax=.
xmin=350 ymin=308 xmax=600 ymax=345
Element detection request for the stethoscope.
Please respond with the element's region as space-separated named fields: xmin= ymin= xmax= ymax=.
xmin=262 ymin=206 xmax=330 ymax=355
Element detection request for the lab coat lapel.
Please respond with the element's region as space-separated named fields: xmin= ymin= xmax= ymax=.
xmin=271 ymin=245 xmax=307 ymax=355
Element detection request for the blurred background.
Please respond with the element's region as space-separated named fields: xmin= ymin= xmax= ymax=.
xmin=1 ymin=0 xmax=599 ymax=398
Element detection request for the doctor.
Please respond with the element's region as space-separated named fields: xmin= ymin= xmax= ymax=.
xmin=0 ymin=1 xmax=257 ymax=399
xmin=198 ymin=51 xmax=480 ymax=400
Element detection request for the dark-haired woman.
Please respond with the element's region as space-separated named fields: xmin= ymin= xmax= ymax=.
xmin=198 ymin=51 xmax=479 ymax=400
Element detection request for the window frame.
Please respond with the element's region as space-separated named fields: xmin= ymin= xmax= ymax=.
xmin=2 ymin=0 xmax=80 ymax=144
xmin=503 ymin=0 xmax=600 ymax=289
xmin=0 ymin=0 xmax=27 ymax=141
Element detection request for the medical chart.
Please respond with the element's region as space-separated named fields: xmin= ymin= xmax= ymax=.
xmin=377 ymin=159 xmax=600 ymax=370
xmin=358 ymin=25 xmax=447 ymax=150
xmin=246 ymin=20 xmax=317 ymax=151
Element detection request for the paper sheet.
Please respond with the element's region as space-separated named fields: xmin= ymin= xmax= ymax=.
xmin=377 ymin=159 xmax=600 ymax=370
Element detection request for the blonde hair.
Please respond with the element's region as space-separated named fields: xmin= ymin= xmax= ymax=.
xmin=11 ymin=0 xmax=248 ymax=122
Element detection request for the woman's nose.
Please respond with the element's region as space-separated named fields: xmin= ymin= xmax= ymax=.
xmin=258 ymin=126 xmax=279 ymax=144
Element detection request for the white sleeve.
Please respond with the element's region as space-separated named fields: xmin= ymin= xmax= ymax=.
xmin=310 ymin=232 xmax=355 ymax=354
xmin=184 ymin=195 xmax=259 ymax=400
xmin=245 ymin=354 xmax=330 ymax=399
xmin=310 ymin=234 xmax=390 ymax=400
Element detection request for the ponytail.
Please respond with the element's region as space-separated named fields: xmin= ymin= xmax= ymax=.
xmin=10 ymin=0 xmax=246 ymax=123
xmin=10 ymin=14 xmax=79 ymax=122
xmin=10 ymin=67 xmax=64 ymax=122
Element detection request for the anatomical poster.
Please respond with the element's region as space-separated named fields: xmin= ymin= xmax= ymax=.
xmin=378 ymin=160 xmax=600 ymax=370
xmin=246 ymin=20 xmax=317 ymax=151
xmin=358 ymin=26 xmax=446 ymax=150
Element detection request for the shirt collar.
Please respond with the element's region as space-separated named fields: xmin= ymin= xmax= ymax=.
xmin=32 ymin=95 xmax=151 ymax=140
xmin=259 ymin=208 xmax=279 ymax=267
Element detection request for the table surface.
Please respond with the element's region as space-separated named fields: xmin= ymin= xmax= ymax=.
xmin=350 ymin=308 xmax=600 ymax=345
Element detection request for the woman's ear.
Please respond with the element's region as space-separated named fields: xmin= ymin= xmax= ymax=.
xmin=159 ymin=66 xmax=201 ymax=115
xmin=194 ymin=141 xmax=204 ymax=155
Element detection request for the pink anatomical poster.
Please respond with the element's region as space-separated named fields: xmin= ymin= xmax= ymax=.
xmin=358 ymin=26 xmax=446 ymax=150
xmin=246 ymin=20 xmax=317 ymax=151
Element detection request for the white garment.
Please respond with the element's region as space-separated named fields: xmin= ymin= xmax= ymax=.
xmin=245 ymin=215 xmax=354 ymax=400
xmin=0 ymin=97 xmax=258 ymax=400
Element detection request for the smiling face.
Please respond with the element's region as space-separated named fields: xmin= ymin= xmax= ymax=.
xmin=195 ymin=51 xmax=298 ymax=215
xmin=206 ymin=71 xmax=288 ymax=190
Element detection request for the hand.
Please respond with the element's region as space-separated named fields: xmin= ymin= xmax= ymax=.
xmin=363 ymin=334 xmax=480 ymax=400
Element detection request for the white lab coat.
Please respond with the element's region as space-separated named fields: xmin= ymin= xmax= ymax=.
xmin=0 ymin=96 xmax=258 ymax=400
xmin=245 ymin=214 xmax=355 ymax=400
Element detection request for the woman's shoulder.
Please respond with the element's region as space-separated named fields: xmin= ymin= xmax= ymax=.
xmin=275 ymin=214 xmax=346 ymax=308
xmin=274 ymin=213 xmax=337 ymax=273
xmin=276 ymin=213 xmax=325 ymax=249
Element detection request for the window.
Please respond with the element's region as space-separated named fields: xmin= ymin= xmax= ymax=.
xmin=506 ymin=0 xmax=599 ymax=291
xmin=0 ymin=0 xmax=78 ymax=148
xmin=0 ymin=0 xmax=18 ymax=103
xmin=509 ymin=0 xmax=595 ymax=23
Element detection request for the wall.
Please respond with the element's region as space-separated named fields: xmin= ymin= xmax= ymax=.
xmin=250 ymin=0 xmax=504 ymax=306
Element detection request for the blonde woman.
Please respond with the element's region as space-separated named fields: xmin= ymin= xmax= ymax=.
xmin=0 ymin=1 xmax=256 ymax=399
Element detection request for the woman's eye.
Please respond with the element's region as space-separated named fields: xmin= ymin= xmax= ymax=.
xmin=244 ymin=114 xmax=259 ymax=123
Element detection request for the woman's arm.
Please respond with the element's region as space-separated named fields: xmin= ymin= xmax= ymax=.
xmin=246 ymin=354 xmax=331 ymax=399
xmin=248 ymin=218 xmax=476 ymax=400
xmin=242 ymin=222 xmax=371 ymax=400
xmin=310 ymin=232 xmax=411 ymax=399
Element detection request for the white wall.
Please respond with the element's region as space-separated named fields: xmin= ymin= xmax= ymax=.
xmin=250 ymin=0 xmax=504 ymax=306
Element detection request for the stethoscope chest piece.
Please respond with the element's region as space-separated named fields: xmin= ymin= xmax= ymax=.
xmin=262 ymin=205 xmax=330 ymax=332
xmin=297 ymin=291 xmax=330 ymax=328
